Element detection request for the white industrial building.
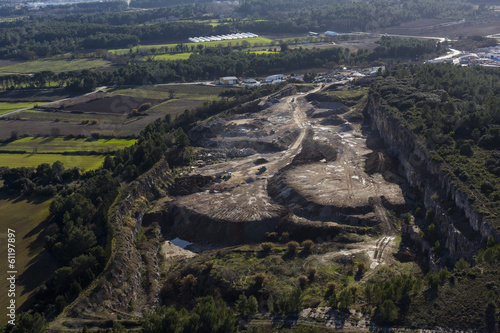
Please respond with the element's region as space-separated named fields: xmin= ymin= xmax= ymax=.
xmin=219 ymin=76 xmax=239 ymax=85
xmin=189 ymin=32 xmax=258 ymax=43
xmin=265 ymin=74 xmax=285 ymax=83
xmin=324 ymin=31 xmax=338 ymax=37
xmin=242 ymin=78 xmax=261 ymax=86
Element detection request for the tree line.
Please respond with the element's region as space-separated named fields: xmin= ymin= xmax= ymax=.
xmin=1 ymin=38 xmax=446 ymax=91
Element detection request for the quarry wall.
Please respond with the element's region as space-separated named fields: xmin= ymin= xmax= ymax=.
xmin=367 ymin=95 xmax=498 ymax=266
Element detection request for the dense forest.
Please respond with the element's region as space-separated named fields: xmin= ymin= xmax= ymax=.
xmin=0 ymin=38 xmax=445 ymax=91
xmin=0 ymin=1 xmax=127 ymax=17
xmin=235 ymin=0 xmax=492 ymax=32
xmin=373 ymin=64 xmax=500 ymax=221
xmin=0 ymin=0 xmax=492 ymax=59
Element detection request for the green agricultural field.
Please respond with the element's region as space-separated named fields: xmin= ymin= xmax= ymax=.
xmin=0 ymin=137 xmax=136 ymax=153
xmin=0 ymin=102 xmax=39 ymax=115
xmin=143 ymin=52 xmax=192 ymax=61
xmin=0 ymin=58 xmax=113 ymax=74
xmin=250 ymin=50 xmax=279 ymax=54
xmin=109 ymin=37 xmax=274 ymax=55
xmin=0 ymin=194 xmax=57 ymax=324
xmin=0 ymin=153 xmax=105 ymax=170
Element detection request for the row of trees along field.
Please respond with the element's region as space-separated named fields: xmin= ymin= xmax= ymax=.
xmin=0 ymin=38 xmax=444 ymax=91
xmin=373 ymin=63 xmax=500 ymax=224
xmin=0 ymin=82 xmax=285 ymax=324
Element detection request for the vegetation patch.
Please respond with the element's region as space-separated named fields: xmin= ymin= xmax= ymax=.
xmin=0 ymin=137 xmax=136 ymax=153
xmin=0 ymin=58 xmax=112 ymax=74
xmin=0 ymin=153 xmax=105 ymax=170
xmin=108 ymin=37 xmax=274 ymax=55
xmin=0 ymin=194 xmax=57 ymax=324
xmin=0 ymin=102 xmax=39 ymax=115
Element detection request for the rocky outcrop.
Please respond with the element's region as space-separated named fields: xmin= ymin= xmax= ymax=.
xmin=367 ymin=96 xmax=498 ymax=265
xmin=58 ymin=160 xmax=173 ymax=325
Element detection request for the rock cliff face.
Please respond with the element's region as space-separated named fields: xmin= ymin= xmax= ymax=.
xmin=161 ymin=203 xmax=282 ymax=244
xmin=59 ymin=160 xmax=172 ymax=325
xmin=367 ymin=96 xmax=498 ymax=266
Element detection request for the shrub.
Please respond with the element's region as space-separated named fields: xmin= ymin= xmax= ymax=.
xmin=326 ymin=282 xmax=338 ymax=294
xmin=280 ymin=232 xmax=290 ymax=242
xmin=286 ymin=241 xmax=300 ymax=254
xmin=252 ymin=273 xmax=267 ymax=287
xmin=455 ymin=258 xmax=470 ymax=271
xmin=180 ymin=274 xmax=197 ymax=292
xmin=307 ymin=266 xmax=317 ymax=279
xmin=301 ymin=239 xmax=315 ymax=252
xmin=298 ymin=275 xmax=309 ymax=288
xmin=265 ymin=232 xmax=278 ymax=240
xmin=414 ymin=206 xmax=422 ymax=218
xmin=481 ymin=181 xmax=495 ymax=194
xmin=379 ymin=299 xmax=398 ymax=323
xmin=260 ymin=242 xmax=274 ymax=252
xmin=138 ymin=102 xmax=152 ymax=112
xmin=357 ymin=263 xmax=366 ymax=275
xmin=425 ymin=208 xmax=434 ymax=222
xmin=459 ymin=143 xmax=473 ymax=157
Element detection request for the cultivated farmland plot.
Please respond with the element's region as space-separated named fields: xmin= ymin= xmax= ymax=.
xmin=0 ymin=84 xmax=239 ymax=140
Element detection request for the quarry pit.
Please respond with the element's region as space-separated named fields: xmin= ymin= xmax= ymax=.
xmin=146 ymin=83 xmax=411 ymax=267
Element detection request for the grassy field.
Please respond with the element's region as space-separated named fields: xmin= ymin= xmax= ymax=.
xmin=0 ymin=194 xmax=57 ymax=324
xmin=109 ymin=37 xmax=274 ymax=55
xmin=250 ymin=50 xmax=279 ymax=55
xmin=143 ymin=49 xmax=277 ymax=62
xmin=0 ymin=58 xmax=113 ymax=74
xmin=144 ymin=52 xmax=192 ymax=61
xmin=0 ymin=153 xmax=105 ymax=170
xmin=0 ymin=102 xmax=39 ymax=115
xmin=0 ymin=137 xmax=136 ymax=153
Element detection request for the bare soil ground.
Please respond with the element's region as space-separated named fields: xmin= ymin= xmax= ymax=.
xmin=159 ymin=82 xmax=410 ymax=277
xmin=62 ymin=95 xmax=161 ymax=115
xmin=162 ymin=241 xmax=196 ymax=261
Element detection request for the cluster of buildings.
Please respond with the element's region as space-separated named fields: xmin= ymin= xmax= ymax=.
xmin=219 ymin=74 xmax=286 ymax=86
xmin=426 ymin=46 xmax=500 ymax=68
xmin=308 ymin=31 xmax=339 ymax=37
xmin=218 ymin=69 xmax=384 ymax=86
xmin=188 ymin=32 xmax=258 ymax=43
